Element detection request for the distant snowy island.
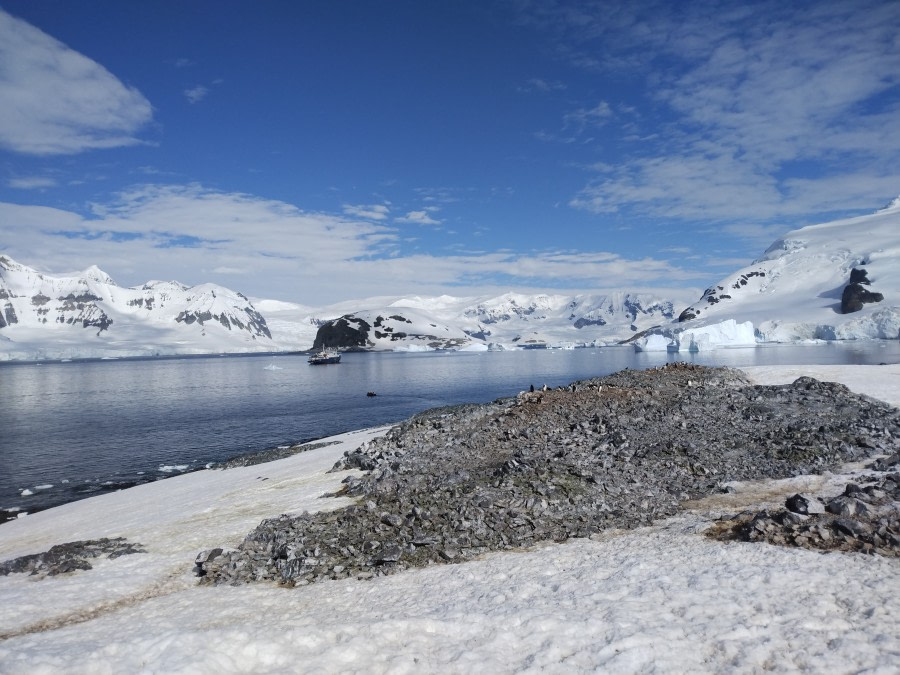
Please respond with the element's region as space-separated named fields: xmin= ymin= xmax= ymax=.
xmin=1 ymin=199 xmax=898 ymax=361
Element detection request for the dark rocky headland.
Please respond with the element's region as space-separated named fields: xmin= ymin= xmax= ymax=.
xmin=197 ymin=364 xmax=900 ymax=586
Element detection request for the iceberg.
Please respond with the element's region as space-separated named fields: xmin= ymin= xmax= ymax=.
xmin=633 ymin=334 xmax=671 ymax=352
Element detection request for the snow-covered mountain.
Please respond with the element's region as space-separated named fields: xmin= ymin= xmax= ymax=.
xmin=676 ymin=199 xmax=900 ymax=342
xmin=0 ymin=255 xmax=687 ymax=359
xmin=0 ymin=255 xmax=275 ymax=360
xmin=308 ymin=291 xmax=685 ymax=352
xmin=312 ymin=308 xmax=475 ymax=351
xmin=5 ymin=197 xmax=897 ymax=361
xmin=455 ymin=292 xmax=678 ymax=345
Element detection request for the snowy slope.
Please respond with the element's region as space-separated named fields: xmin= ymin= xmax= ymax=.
xmin=677 ymin=199 xmax=900 ymax=342
xmin=0 ymin=255 xmax=275 ymax=360
xmin=251 ymin=298 xmax=322 ymax=352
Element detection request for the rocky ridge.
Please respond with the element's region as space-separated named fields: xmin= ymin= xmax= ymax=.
xmin=197 ymin=364 xmax=900 ymax=586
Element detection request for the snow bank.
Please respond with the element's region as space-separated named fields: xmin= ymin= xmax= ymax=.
xmin=0 ymin=366 xmax=898 ymax=672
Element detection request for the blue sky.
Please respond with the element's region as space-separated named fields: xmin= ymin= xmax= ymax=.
xmin=1 ymin=0 xmax=898 ymax=304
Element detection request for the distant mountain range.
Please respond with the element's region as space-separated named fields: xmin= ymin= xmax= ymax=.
xmin=310 ymin=292 xmax=681 ymax=351
xmin=1 ymin=198 xmax=897 ymax=361
xmin=0 ymin=255 xmax=274 ymax=360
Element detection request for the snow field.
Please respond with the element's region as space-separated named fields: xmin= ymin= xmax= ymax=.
xmin=0 ymin=366 xmax=898 ymax=672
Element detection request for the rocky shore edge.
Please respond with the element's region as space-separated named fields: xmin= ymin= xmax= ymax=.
xmin=195 ymin=363 xmax=900 ymax=586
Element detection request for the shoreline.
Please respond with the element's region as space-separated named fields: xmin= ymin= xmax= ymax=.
xmin=0 ymin=364 xmax=898 ymax=670
xmin=4 ymin=363 xmax=899 ymax=525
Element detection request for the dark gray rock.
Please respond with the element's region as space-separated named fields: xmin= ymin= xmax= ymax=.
xmin=376 ymin=544 xmax=403 ymax=563
xmin=711 ymin=468 xmax=898 ymax=557
xmin=313 ymin=315 xmax=372 ymax=350
xmin=833 ymin=518 xmax=873 ymax=538
xmin=826 ymin=496 xmax=869 ymax=517
xmin=1 ymin=538 xmax=145 ymax=578
xmin=833 ymin=267 xmax=887 ymax=314
xmin=848 ymin=267 xmax=871 ymax=285
xmin=786 ymin=493 xmax=824 ymax=515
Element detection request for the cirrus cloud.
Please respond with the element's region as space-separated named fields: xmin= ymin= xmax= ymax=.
xmin=526 ymin=0 xmax=900 ymax=225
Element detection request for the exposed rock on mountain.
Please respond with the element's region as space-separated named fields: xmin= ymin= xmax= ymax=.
xmin=840 ymin=267 xmax=883 ymax=314
xmin=312 ymin=315 xmax=373 ymax=350
xmin=0 ymin=255 xmax=274 ymax=360
xmin=313 ymin=309 xmax=472 ymax=351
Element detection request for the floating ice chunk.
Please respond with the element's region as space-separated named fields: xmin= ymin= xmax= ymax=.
xmin=20 ymin=489 xmax=33 ymax=496
xmin=159 ymin=465 xmax=189 ymax=473
xmin=34 ymin=484 xmax=53 ymax=490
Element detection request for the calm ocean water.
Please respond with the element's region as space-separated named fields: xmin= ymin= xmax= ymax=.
xmin=2 ymin=342 xmax=899 ymax=516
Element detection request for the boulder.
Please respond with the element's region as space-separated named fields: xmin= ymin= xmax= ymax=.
xmin=841 ymin=283 xmax=884 ymax=314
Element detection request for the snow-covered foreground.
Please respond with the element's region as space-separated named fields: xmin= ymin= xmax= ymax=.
xmin=1 ymin=365 xmax=899 ymax=673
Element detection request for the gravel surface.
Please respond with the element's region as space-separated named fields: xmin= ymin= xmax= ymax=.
xmin=196 ymin=363 xmax=900 ymax=586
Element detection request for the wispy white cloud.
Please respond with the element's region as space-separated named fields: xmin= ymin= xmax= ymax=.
xmin=397 ymin=210 xmax=442 ymax=226
xmin=527 ymin=1 xmax=900 ymax=224
xmin=563 ymin=101 xmax=612 ymax=131
xmin=184 ymin=85 xmax=210 ymax=104
xmin=0 ymin=185 xmax=703 ymax=302
xmin=343 ymin=203 xmax=390 ymax=221
xmin=0 ymin=8 xmax=153 ymax=155
xmin=8 ymin=176 xmax=57 ymax=189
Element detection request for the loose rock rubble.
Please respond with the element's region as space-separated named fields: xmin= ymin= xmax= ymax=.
xmin=0 ymin=538 xmax=145 ymax=578
xmin=196 ymin=364 xmax=900 ymax=586
xmin=709 ymin=453 xmax=899 ymax=556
